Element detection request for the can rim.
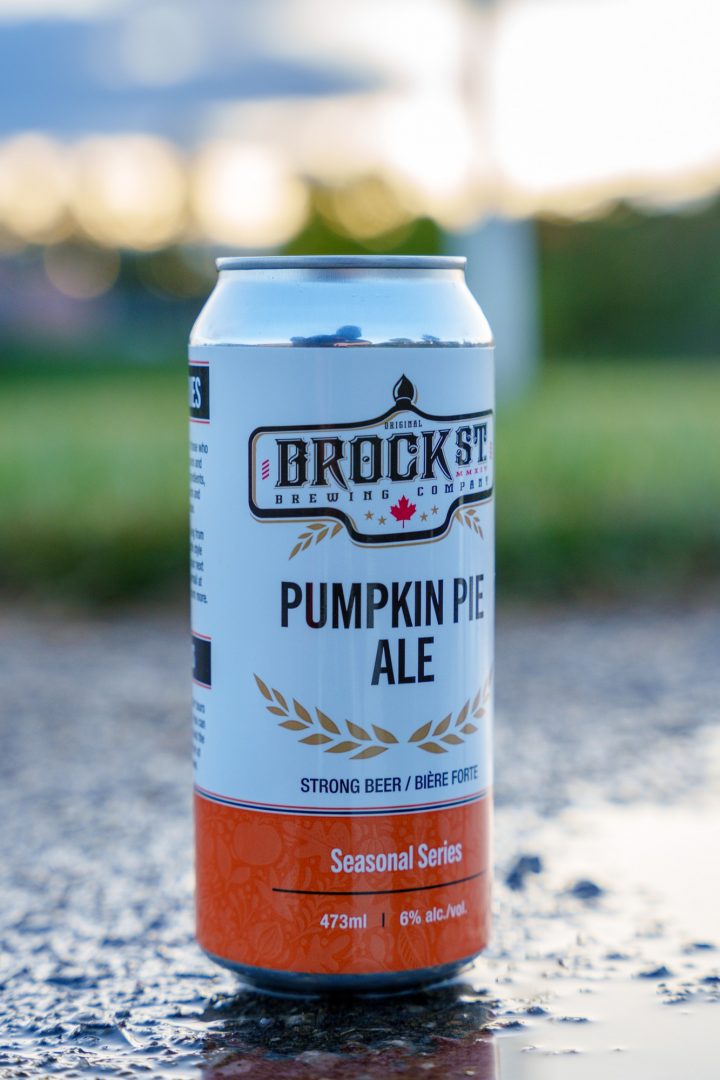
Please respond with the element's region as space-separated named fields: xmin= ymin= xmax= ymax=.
xmin=215 ymin=254 xmax=466 ymax=272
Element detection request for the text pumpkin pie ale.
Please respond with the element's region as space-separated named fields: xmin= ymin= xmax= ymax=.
xmin=189 ymin=255 xmax=494 ymax=991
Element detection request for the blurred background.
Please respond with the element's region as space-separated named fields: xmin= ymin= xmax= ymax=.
xmin=1 ymin=0 xmax=718 ymax=606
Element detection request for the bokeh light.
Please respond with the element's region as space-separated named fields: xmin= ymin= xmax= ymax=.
xmin=43 ymin=242 xmax=120 ymax=299
xmin=380 ymin=94 xmax=481 ymax=229
xmin=191 ymin=141 xmax=309 ymax=248
xmin=0 ymin=134 xmax=73 ymax=244
xmin=316 ymin=176 xmax=413 ymax=241
xmin=71 ymin=135 xmax=187 ymax=250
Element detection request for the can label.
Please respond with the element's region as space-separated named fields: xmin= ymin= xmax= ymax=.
xmin=190 ymin=345 xmax=494 ymax=975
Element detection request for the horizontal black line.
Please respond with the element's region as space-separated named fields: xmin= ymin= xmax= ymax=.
xmin=272 ymin=870 xmax=485 ymax=897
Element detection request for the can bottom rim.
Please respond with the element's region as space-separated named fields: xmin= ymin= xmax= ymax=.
xmin=201 ymin=948 xmax=481 ymax=997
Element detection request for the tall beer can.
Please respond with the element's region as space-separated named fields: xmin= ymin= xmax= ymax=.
xmin=189 ymin=255 xmax=494 ymax=992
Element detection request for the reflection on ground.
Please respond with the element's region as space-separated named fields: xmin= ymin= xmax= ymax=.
xmin=200 ymin=981 xmax=496 ymax=1078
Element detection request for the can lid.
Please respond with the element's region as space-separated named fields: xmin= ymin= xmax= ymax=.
xmin=216 ymin=254 xmax=466 ymax=271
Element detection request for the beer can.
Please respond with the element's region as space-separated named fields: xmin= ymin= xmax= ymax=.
xmin=189 ymin=255 xmax=494 ymax=993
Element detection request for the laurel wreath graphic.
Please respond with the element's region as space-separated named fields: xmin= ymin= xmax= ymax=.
xmin=454 ymin=507 xmax=484 ymax=537
xmin=407 ymin=670 xmax=491 ymax=752
xmin=289 ymin=521 xmax=343 ymax=560
xmin=253 ymin=669 xmax=492 ymax=757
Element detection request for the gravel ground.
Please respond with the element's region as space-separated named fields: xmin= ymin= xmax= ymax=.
xmin=0 ymin=604 xmax=718 ymax=1078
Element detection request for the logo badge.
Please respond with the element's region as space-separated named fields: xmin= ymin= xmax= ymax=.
xmin=249 ymin=376 xmax=493 ymax=545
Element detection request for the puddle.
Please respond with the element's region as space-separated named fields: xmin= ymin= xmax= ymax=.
xmin=487 ymin=753 xmax=720 ymax=1080
xmin=497 ymin=980 xmax=717 ymax=1079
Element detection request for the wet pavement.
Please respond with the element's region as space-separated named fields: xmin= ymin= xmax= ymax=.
xmin=0 ymin=604 xmax=718 ymax=1078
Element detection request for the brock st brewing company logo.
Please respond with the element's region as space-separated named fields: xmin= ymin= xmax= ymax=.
xmin=249 ymin=375 xmax=493 ymax=545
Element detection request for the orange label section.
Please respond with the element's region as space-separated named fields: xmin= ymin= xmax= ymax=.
xmin=195 ymin=793 xmax=491 ymax=975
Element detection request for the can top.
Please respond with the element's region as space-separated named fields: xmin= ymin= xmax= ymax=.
xmin=216 ymin=255 xmax=467 ymax=272
xmin=193 ymin=252 xmax=491 ymax=347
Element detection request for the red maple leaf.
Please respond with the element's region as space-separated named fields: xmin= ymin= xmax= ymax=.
xmin=390 ymin=494 xmax=417 ymax=528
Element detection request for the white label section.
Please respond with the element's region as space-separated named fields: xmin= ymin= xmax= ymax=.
xmin=190 ymin=346 xmax=494 ymax=811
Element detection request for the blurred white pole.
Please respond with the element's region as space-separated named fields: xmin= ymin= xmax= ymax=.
xmin=446 ymin=216 xmax=540 ymax=399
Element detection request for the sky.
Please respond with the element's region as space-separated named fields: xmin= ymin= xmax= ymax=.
xmin=1 ymin=0 xmax=719 ymax=224
xmin=0 ymin=1 xmax=379 ymax=142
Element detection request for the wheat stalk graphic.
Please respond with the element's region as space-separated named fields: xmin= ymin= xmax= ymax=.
xmin=454 ymin=507 xmax=484 ymax=537
xmin=289 ymin=521 xmax=343 ymax=560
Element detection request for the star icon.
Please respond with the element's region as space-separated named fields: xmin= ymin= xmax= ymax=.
xmin=365 ymin=510 xmax=374 ymax=520
xmin=431 ymin=505 xmax=439 ymax=515
xmin=378 ymin=515 xmax=386 ymax=525
xmin=420 ymin=512 xmax=428 ymax=521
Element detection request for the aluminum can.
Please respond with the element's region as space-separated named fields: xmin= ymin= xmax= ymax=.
xmin=189 ymin=255 xmax=494 ymax=993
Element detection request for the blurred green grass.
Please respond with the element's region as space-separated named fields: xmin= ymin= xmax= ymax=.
xmin=0 ymin=361 xmax=188 ymax=602
xmin=1 ymin=359 xmax=718 ymax=603
xmin=499 ymin=362 xmax=720 ymax=599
